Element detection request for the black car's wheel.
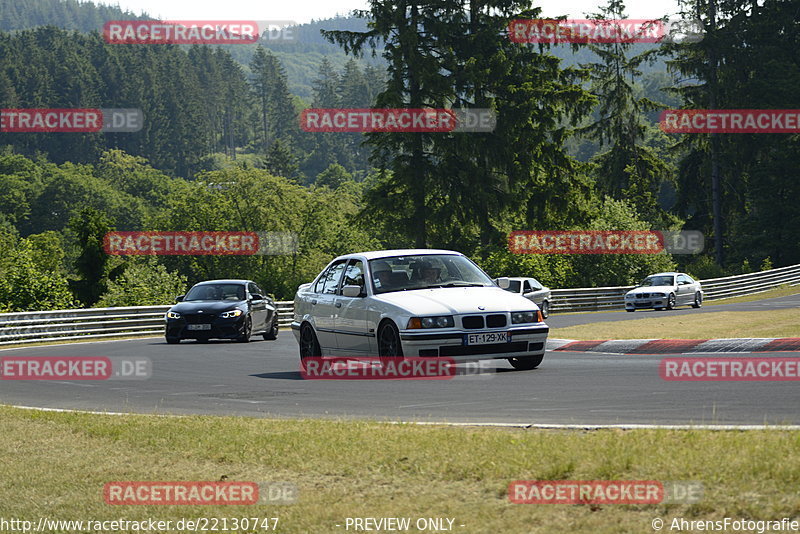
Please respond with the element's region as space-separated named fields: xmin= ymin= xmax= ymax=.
xmin=263 ymin=316 xmax=279 ymax=340
xmin=236 ymin=316 xmax=252 ymax=343
xmin=540 ymin=300 xmax=550 ymax=319
xmin=692 ymin=291 xmax=703 ymax=308
xmin=508 ymin=353 xmax=544 ymax=370
xmin=166 ymin=336 xmax=180 ymax=344
xmin=299 ymin=323 xmax=321 ymax=362
xmin=378 ymin=321 xmax=403 ymax=362
xmin=666 ymin=293 xmax=676 ymax=310
xmin=626 ymin=308 xmax=635 ymax=312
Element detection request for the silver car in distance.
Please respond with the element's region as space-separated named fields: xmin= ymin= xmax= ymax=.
xmin=292 ymin=249 xmax=549 ymax=370
xmin=624 ymin=272 xmax=703 ymax=311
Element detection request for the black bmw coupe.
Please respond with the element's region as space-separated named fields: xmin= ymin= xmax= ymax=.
xmin=164 ymin=279 xmax=279 ymax=343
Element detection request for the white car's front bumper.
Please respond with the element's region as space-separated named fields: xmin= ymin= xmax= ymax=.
xmin=399 ymin=325 xmax=549 ymax=362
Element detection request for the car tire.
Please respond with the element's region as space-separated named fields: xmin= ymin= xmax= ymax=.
xmin=166 ymin=336 xmax=180 ymax=344
xmin=666 ymin=293 xmax=676 ymax=310
xmin=626 ymin=308 xmax=635 ymax=313
xmin=377 ymin=321 xmax=404 ymax=362
xmin=263 ymin=317 xmax=279 ymax=340
xmin=508 ymin=353 xmax=544 ymax=371
xmin=299 ymin=323 xmax=321 ymax=363
xmin=692 ymin=292 xmax=703 ymax=308
xmin=236 ymin=316 xmax=252 ymax=343
xmin=540 ymin=300 xmax=550 ymax=319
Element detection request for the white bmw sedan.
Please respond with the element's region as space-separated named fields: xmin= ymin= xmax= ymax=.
xmin=292 ymin=250 xmax=549 ymax=370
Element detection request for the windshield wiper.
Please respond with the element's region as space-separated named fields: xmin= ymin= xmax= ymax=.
xmin=420 ymin=282 xmax=485 ymax=289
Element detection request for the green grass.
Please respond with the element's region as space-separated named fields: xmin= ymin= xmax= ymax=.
xmin=704 ymin=284 xmax=800 ymax=306
xmin=1 ymin=407 xmax=799 ymax=533
xmin=552 ymin=308 xmax=800 ymax=340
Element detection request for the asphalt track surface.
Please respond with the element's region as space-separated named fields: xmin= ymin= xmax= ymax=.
xmin=1 ymin=293 xmax=798 ymax=426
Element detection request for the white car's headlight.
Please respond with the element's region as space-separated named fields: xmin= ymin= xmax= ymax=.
xmin=220 ymin=309 xmax=244 ymax=318
xmin=511 ymin=311 xmax=539 ymax=324
xmin=407 ymin=316 xmax=454 ymax=329
xmin=625 ymin=294 xmax=634 ymax=299
xmin=166 ymin=311 xmax=181 ymax=319
xmin=653 ymin=293 xmax=666 ymax=297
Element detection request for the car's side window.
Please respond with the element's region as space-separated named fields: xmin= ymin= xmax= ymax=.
xmin=523 ymin=280 xmax=532 ymax=293
xmin=677 ymin=275 xmax=689 ymax=285
xmin=248 ymin=282 xmax=259 ymax=296
xmin=313 ymin=267 xmax=330 ymax=293
xmin=342 ymin=260 xmax=365 ymax=295
xmin=321 ymin=261 xmax=346 ymax=294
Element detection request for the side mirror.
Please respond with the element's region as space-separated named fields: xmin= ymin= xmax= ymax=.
xmin=496 ymin=277 xmax=511 ymax=289
xmin=251 ymin=293 xmax=264 ymax=300
xmin=175 ymin=295 xmax=184 ymax=302
xmin=342 ymin=285 xmax=363 ymax=298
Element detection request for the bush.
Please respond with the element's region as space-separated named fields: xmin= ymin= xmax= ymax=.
xmin=96 ymin=259 xmax=187 ymax=307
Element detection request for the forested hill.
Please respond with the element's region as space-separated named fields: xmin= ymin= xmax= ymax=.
xmin=0 ymin=0 xmax=149 ymax=32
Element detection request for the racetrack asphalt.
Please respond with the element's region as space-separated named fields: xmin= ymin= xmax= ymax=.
xmin=0 ymin=292 xmax=797 ymax=426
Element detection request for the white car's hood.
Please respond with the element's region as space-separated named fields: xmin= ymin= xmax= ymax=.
xmin=373 ymin=286 xmax=537 ymax=315
xmin=627 ymin=285 xmax=675 ymax=295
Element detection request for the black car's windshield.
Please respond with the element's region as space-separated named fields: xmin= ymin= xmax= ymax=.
xmin=639 ymin=276 xmax=675 ymax=287
xmin=369 ymin=255 xmax=493 ymax=294
xmin=184 ymin=284 xmax=245 ymax=301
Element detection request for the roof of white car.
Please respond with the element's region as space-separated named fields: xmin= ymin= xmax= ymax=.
xmin=342 ymin=249 xmax=463 ymax=261
xmin=648 ymin=272 xmax=682 ymax=276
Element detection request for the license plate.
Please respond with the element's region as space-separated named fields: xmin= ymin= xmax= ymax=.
xmin=466 ymin=332 xmax=509 ymax=345
xmin=187 ymin=324 xmax=211 ymax=331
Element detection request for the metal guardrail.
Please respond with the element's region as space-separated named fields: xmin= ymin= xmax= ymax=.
xmin=1 ymin=264 xmax=799 ymax=346
xmin=0 ymin=303 xmax=295 ymax=346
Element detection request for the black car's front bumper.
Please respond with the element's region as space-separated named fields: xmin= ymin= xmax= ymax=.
xmin=165 ymin=314 xmax=247 ymax=340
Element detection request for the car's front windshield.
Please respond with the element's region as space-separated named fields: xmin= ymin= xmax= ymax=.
xmin=640 ymin=276 xmax=675 ymax=287
xmin=184 ymin=284 xmax=245 ymax=301
xmin=369 ymin=254 xmax=493 ymax=294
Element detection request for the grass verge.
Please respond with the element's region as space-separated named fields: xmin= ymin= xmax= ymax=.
xmin=1 ymin=406 xmax=799 ymax=533
xmin=704 ymin=284 xmax=800 ymax=306
xmin=552 ymin=308 xmax=800 ymax=340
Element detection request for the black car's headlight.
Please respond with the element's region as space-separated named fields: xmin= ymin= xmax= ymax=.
xmin=407 ymin=316 xmax=454 ymax=329
xmin=511 ymin=311 xmax=540 ymax=324
xmin=166 ymin=311 xmax=180 ymax=319
xmin=220 ymin=309 xmax=244 ymax=319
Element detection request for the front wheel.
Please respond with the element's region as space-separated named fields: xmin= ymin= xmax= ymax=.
xmin=540 ymin=300 xmax=550 ymax=319
xmin=166 ymin=336 xmax=180 ymax=344
xmin=236 ymin=316 xmax=252 ymax=343
xmin=692 ymin=292 xmax=703 ymax=308
xmin=666 ymin=293 xmax=676 ymax=310
xmin=508 ymin=353 xmax=544 ymax=370
xmin=378 ymin=321 xmax=403 ymax=362
xmin=263 ymin=317 xmax=279 ymax=340
xmin=299 ymin=323 xmax=321 ymax=362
